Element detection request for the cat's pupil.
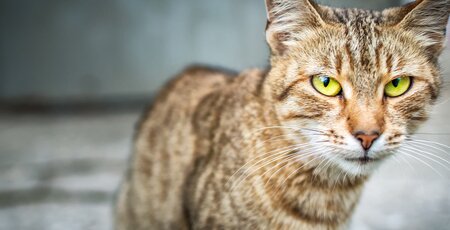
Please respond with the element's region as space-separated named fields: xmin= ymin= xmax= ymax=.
xmin=320 ymin=76 xmax=330 ymax=87
xmin=392 ymin=78 xmax=401 ymax=87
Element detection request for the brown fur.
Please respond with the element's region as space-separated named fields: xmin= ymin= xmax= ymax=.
xmin=115 ymin=1 xmax=449 ymax=229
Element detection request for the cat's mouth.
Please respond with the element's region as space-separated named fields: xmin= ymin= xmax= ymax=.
xmin=345 ymin=156 xmax=379 ymax=164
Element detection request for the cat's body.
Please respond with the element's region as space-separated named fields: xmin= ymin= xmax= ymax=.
xmin=115 ymin=66 xmax=365 ymax=229
xmin=116 ymin=66 xmax=364 ymax=229
xmin=116 ymin=1 xmax=449 ymax=229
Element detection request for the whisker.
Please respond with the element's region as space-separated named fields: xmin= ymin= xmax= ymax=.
xmin=390 ymin=154 xmax=402 ymax=164
xmin=400 ymin=146 xmax=450 ymax=170
xmin=413 ymin=133 xmax=450 ymax=136
xmin=242 ymin=134 xmax=301 ymax=156
xmin=244 ymin=132 xmax=328 ymax=157
xmin=273 ymin=148 xmax=328 ymax=193
xmin=332 ymin=166 xmax=345 ymax=192
xmin=397 ymin=150 xmax=444 ymax=177
xmin=312 ymin=150 xmax=339 ymax=179
xmin=251 ymin=126 xmax=312 ymax=135
xmin=341 ymin=166 xmax=350 ymax=186
xmin=262 ymin=151 xmax=320 ymax=188
xmin=264 ymin=153 xmax=314 ymax=189
xmin=318 ymin=149 xmax=341 ymax=174
xmin=402 ymin=145 xmax=450 ymax=165
xmin=393 ymin=154 xmax=415 ymax=171
xmin=229 ymin=144 xmax=320 ymax=191
xmin=250 ymin=126 xmax=329 ymax=137
xmin=227 ymin=142 xmax=314 ymax=185
xmin=270 ymin=149 xmax=328 ymax=197
xmin=405 ymin=141 xmax=450 ymax=157
xmin=390 ymin=154 xmax=412 ymax=177
xmin=228 ymin=140 xmax=330 ymax=186
xmin=295 ymin=127 xmax=328 ymax=134
xmin=405 ymin=137 xmax=450 ymax=150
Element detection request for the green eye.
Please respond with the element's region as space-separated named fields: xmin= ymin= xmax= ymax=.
xmin=384 ymin=76 xmax=412 ymax=97
xmin=312 ymin=75 xmax=342 ymax=97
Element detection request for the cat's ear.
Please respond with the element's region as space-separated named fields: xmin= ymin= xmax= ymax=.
xmin=265 ymin=0 xmax=326 ymax=55
xmin=385 ymin=0 xmax=449 ymax=56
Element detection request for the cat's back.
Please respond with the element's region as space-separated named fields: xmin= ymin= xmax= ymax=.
xmin=115 ymin=65 xmax=234 ymax=230
xmin=149 ymin=65 xmax=235 ymax=114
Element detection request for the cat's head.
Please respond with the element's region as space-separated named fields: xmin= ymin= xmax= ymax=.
xmin=264 ymin=0 xmax=449 ymax=176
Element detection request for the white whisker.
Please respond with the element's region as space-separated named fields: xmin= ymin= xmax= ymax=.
xmin=229 ymin=144 xmax=321 ymax=192
xmin=400 ymin=147 xmax=450 ymax=170
xmin=273 ymin=147 xmax=328 ymax=193
xmin=227 ymin=142 xmax=313 ymax=185
xmin=406 ymin=138 xmax=450 ymax=150
xmin=397 ymin=150 xmax=444 ymax=177
xmin=402 ymin=145 xmax=450 ymax=165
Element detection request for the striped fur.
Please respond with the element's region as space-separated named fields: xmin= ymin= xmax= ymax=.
xmin=116 ymin=1 xmax=449 ymax=229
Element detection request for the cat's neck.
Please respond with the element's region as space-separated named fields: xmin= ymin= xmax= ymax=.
xmin=271 ymin=145 xmax=366 ymax=228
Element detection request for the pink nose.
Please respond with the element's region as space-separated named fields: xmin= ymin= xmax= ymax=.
xmin=354 ymin=131 xmax=379 ymax=150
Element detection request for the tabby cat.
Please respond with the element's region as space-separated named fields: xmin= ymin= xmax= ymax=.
xmin=115 ymin=0 xmax=449 ymax=229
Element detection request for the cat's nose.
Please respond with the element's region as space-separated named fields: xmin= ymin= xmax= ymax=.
xmin=353 ymin=131 xmax=380 ymax=150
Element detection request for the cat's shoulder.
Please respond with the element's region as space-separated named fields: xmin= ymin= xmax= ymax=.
xmin=176 ymin=65 xmax=237 ymax=86
xmin=170 ymin=65 xmax=267 ymax=96
xmin=182 ymin=65 xmax=238 ymax=78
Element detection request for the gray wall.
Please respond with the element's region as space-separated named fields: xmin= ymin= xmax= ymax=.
xmin=319 ymin=0 xmax=400 ymax=9
xmin=0 ymin=0 xmax=401 ymax=101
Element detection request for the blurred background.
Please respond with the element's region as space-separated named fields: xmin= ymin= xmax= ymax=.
xmin=0 ymin=0 xmax=448 ymax=229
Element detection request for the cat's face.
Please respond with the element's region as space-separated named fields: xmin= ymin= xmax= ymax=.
xmin=265 ymin=0 xmax=448 ymax=175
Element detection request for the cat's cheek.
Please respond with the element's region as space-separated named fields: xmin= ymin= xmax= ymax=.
xmin=383 ymin=101 xmax=409 ymax=127
xmin=388 ymin=103 xmax=430 ymax=134
xmin=367 ymin=134 xmax=399 ymax=158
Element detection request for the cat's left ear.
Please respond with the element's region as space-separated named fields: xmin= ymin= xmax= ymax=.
xmin=386 ymin=0 xmax=450 ymax=55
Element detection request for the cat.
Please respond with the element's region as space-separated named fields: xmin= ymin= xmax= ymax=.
xmin=115 ymin=0 xmax=449 ymax=229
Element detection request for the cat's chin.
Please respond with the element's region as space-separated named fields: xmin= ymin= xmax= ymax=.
xmin=333 ymin=156 xmax=384 ymax=176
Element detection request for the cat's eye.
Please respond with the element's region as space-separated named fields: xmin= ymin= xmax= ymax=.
xmin=384 ymin=76 xmax=412 ymax=97
xmin=311 ymin=75 xmax=342 ymax=97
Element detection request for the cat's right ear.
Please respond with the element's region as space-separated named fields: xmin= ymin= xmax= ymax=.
xmin=383 ymin=0 xmax=450 ymax=57
xmin=265 ymin=0 xmax=326 ymax=55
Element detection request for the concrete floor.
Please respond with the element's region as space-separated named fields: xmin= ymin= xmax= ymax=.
xmin=0 ymin=112 xmax=134 ymax=230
